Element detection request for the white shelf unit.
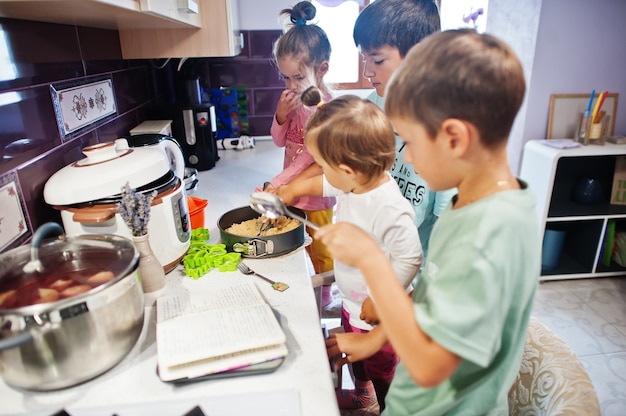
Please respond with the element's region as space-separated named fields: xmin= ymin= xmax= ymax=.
xmin=520 ymin=140 xmax=626 ymax=281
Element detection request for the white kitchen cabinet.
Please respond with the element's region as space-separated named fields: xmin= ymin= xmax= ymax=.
xmin=0 ymin=0 xmax=201 ymax=30
xmin=118 ymin=0 xmax=242 ymax=58
xmin=520 ymin=139 xmax=626 ymax=280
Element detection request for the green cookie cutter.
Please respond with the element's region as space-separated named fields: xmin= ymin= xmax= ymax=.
xmin=183 ymin=242 xmax=241 ymax=279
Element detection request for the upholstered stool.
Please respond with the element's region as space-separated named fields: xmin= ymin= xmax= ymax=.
xmin=508 ymin=318 xmax=601 ymax=415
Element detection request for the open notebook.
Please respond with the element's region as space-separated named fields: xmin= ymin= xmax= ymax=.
xmin=156 ymin=280 xmax=287 ymax=382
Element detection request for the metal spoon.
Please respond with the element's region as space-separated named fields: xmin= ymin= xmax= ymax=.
xmin=249 ymin=192 xmax=320 ymax=231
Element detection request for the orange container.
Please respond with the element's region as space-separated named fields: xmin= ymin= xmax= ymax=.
xmin=187 ymin=196 xmax=208 ymax=230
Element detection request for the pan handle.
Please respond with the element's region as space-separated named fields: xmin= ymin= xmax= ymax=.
xmin=0 ymin=331 xmax=33 ymax=351
xmin=232 ymin=239 xmax=275 ymax=257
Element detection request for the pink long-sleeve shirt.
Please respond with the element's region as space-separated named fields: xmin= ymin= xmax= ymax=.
xmin=269 ymin=98 xmax=335 ymax=211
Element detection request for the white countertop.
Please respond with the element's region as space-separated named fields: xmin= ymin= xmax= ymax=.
xmin=0 ymin=140 xmax=340 ymax=416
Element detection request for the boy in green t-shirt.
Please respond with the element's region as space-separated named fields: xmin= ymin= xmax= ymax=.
xmin=322 ymin=29 xmax=541 ymax=415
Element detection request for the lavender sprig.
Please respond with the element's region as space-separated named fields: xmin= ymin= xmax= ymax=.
xmin=116 ymin=182 xmax=157 ymax=237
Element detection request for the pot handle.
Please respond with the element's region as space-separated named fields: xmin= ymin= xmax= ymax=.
xmin=0 ymin=331 xmax=33 ymax=351
xmin=31 ymin=222 xmax=64 ymax=246
xmin=163 ymin=138 xmax=185 ymax=180
xmin=71 ymin=208 xmax=116 ymax=223
xmin=24 ymin=222 xmax=65 ymax=274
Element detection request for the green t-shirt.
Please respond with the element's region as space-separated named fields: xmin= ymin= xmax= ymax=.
xmin=384 ymin=181 xmax=541 ymax=416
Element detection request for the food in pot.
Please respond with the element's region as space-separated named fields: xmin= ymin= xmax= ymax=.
xmin=0 ymin=270 xmax=115 ymax=309
xmin=87 ymin=271 xmax=115 ymax=285
xmin=60 ymin=285 xmax=94 ymax=298
xmin=36 ymin=288 xmax=60 ymax=304
xmin=49 ymin=278 xmax=73 ymax=291
xmin=0 ymin=290 xmax=16 ymax=309
xmin=226 ymin=215 xmax=301 ymax=237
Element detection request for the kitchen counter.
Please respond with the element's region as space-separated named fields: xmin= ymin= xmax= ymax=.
xmin=0 ymin=140 xmax=340 ymax=416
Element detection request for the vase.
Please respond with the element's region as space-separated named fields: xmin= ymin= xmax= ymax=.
xmin=133 ymin=234 xmax=166 ymax=305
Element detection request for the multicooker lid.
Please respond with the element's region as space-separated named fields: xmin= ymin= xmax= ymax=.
xmin=43 ymin=138 xmax=170 ymax=206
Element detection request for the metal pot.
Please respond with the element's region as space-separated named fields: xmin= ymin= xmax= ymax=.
xmin=0 ymin=223 xmax=144 ymax=391
xmin=218 ymin=206 xmax=305 ymax=258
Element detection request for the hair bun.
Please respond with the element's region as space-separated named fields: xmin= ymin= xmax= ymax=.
xmin=301 ymin=86 xmax=323 ymax=107
xmin=290 ymin=1 xmax=316 ymax=24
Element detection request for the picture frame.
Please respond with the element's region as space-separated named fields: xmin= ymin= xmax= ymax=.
xmin=547 ymin=93 xmax=618 ymax=139
xmin=50 ymin=75 xmax=118 ymax=142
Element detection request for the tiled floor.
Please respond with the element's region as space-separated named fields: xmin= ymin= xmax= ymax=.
xmin=326 ymin=277 xmax=626 ymax=416
xmin=532 ymin=277 xmax=626 ymax=416
xmin=204 ymin=140 xmax=626 ymax=415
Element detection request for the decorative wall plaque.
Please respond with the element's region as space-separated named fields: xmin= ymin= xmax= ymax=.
xmin=51 ymin=76 xmax=117 ymax=141
xmin=0 ymin=171 xmax=30 ymax=252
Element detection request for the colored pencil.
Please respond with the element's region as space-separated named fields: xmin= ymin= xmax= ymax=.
xmin=585 ymin=89 xmax=595 ymax=118
xmin=591 ymin=91 xmax=603 ymax=122
xmin=593 ymin=91 xmax=609 ymax=123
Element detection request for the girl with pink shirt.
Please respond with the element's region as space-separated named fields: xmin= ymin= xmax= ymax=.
xmin=265 ymin=1 xmax=336 ymax=305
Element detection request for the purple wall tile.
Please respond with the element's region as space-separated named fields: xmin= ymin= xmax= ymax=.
xmin=16 ymin=131 xmax=99 ymax=231
xmin=0 ymin=18 xmax=83 ymax=91
xmin=253 ymin=88 xmax=283 ymax=116
xmin=96 ymin=111 xmax=141 ymax=142
xmin=112 ymin=67 xmax=152 ymax=114
xmin=248 ymin=30 xmax=281 ymax=59
xmin=0 ymin=86 xmax=63 ymax=171
xmin=4 ymin=19 xmax=81 ymax=62
xmin=149 ymin=62 xmax=179 ymax=105
xmin=159 ymin=31 xmax=288 ymax=138
xmin=0 ymin=18 xmax=157 ymax=244
xmin=247 ymin=116 xmax=274 ymax=136
xmin=208 ymin=60 xmax=282 ymax=88
xmin=77 ymin=26 xmax=123 ymax=61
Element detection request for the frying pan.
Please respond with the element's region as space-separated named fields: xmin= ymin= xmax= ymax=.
xmin=218 ymin=206 xmax=306 ymax=258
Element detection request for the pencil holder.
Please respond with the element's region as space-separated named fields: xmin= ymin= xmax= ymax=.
xmin=576 ymin=113 xmax=609 ymax=146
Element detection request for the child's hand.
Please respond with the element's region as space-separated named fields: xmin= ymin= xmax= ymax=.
xmin=326 ymin=332 xmax=381 ymax=364
xmin=275 ymin=89 xmax=300 ymax=125
xmin=256 ymin=182 xmax=276 ymax=193
xmin=277 ymin=185 xmax=296 ymax=206
xmin=360 ymin=297 xmax=380 ymax=325
xmin=316 ymin=222 xmax=382 ymax=269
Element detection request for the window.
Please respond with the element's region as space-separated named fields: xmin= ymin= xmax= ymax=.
xmin=310 ymin=0 xmax=489 ymax=89
xmin=311 ymin=0 xmax=371 ymax=89
xmin=440 ymin=0 xmax=488 ymax=33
